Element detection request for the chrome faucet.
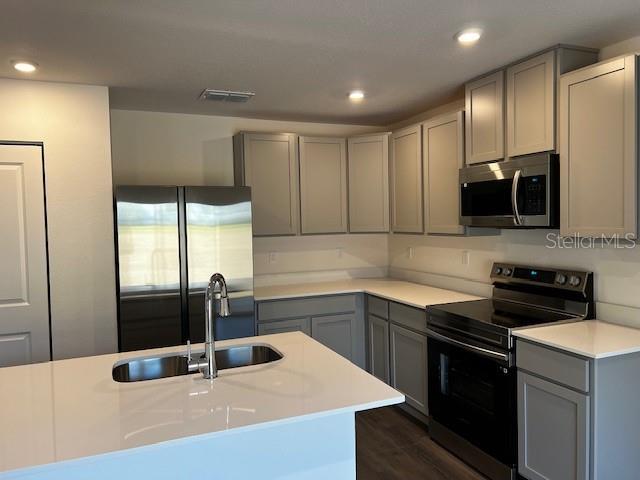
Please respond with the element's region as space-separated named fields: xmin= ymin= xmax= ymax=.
xmin=188 ymin=273 xmax=231 ymax=379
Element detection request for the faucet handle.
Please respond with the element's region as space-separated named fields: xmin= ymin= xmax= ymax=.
xmin=186 ymin=340 xmax=192 ymax=363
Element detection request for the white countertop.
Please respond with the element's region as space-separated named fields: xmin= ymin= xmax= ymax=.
xmin=0 ymin=332 xmax=403 ymax=475
xmin=513 ymin=320 xmax=640 ymax=359
xmin=254 ymin=278 xmax=481 ymax=308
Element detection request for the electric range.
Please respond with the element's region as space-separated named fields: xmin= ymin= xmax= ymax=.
xmin=426 ymin=262 xmax=594 ymax=480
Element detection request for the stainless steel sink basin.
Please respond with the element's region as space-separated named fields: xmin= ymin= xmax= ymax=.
xmin=112 ymin=344 xmax=283 ymax=383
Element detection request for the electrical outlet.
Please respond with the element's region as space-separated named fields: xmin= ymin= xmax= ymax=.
xmin=462 ymin=250 xmax=470 ymax=266
xmin=336 ymin=247 xmax=343 ymax=258
xmin=268 ymin=252 xmax=277 ymax=264
xmin=407 ymin=247 xmax=415 ymax=259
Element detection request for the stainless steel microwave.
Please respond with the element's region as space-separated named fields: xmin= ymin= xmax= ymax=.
xmin=459 ymin=153 xmax=559 ymax=228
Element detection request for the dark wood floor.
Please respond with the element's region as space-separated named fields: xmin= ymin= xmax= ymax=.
xmin=356 ymin=406 xmax=486 ymax=480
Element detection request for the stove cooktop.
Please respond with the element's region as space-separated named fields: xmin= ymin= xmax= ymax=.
xmin=426 ymin=263 xmax=594 ymax=351
xmin=427 ymin=299 xmax=578 ymax=331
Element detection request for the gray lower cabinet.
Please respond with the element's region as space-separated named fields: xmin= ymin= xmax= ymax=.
xmin=256 ymin=294 xmax=365 ymax=368
xmin=367 ymin=314 xmax=390 ymax=383
xmin=518 ymin=371 xmax=589 ymax=480
xmin=517 ymin=338 xmax=640 ymax=480
xmin=257 ymin=317 xmax=311 ymax=336
xmin=311 ymin=313 xmax=358 ymax=362
xmin=389 ymin=323 xmax=428 ymax=415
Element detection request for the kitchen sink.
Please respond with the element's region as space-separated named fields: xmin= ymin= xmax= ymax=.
xmin=112 ymin=344 xmax=283 ymax=383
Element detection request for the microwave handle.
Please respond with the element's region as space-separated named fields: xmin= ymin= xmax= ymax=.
xmin=511 ymin=169 xmax=523 ymax=226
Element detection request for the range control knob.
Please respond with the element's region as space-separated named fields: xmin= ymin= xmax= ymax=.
xmin=494 ymin=266 xmax=503 ymax=275
xmin=568 ymin=275 xmax=581 ymax=287
xmin=555 ymin=273 xmax=567 ymax=285
xmin=503 ymin=268 xmax=512 ymax=276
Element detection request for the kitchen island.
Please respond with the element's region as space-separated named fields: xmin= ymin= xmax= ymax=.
xmin=0 ymin=332 xmax=403 ymax=479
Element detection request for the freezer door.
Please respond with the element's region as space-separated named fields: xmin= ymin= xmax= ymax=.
xmin=185 ymin=187 xmax=255 ymax=341
xmin=115 ymin=186 xmax=183 ymax=351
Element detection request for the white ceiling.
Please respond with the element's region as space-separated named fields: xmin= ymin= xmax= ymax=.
xmin=2 ymin=0 xmax=640 ymax=125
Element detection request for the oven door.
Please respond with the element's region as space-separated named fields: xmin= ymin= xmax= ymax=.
xmin=459 ymin=153 xmax=558 ymax=228
xmin=427 ymin=331 xmax=516 ymax=467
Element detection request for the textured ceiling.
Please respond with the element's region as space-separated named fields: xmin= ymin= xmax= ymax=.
xmin=2 ymin=0 xmax=640 ymax=125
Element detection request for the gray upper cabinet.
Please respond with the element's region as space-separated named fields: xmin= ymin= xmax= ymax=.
xmin=422 ymin=110 xmax=465 ymax=235
xmin=559 ymin=55 xmax=638 ymax=238
xmin=391 ymin=125 xmax=423 ymax=233
xmin=299 ymin=136 xmax=348 ymax=234
xmin=518 ymin=371 xmax=590 ymax=480
xmin=347 ymin=134 xmax=390 ymax=233
xmin=506 ymin=51 xmax=556 ymax=157
xmin=233 ymin=132 xmax=299 ymax=236
xmin=465 ymin=70 xmax=505 ymax=164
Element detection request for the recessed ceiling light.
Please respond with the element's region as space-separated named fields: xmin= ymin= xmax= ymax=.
xmin=12 ymin=61 xmax=38 ymax=73
xmin=456 ymin=29 xmax=482 ymax=46
xmin=348 ymin=90 xmax=365 ymax=102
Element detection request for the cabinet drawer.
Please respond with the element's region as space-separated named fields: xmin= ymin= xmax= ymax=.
xmin=368 ymin=296 xmax=389 ymax=319
xmin=257 ymin=295 xmax=357 ymax=321
xmin=389 ymin=302 xmax=426 ymax=333
xmin=517 ymin=340 xmax=590 ymax=393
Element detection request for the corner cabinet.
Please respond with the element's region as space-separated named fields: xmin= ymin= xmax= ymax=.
xmin=311 ymin=313 xmax=359 ymax=362
xmin=559 ymin=55 xmax=638 ymax=238
xmin=299 ymin=136 xmax=348 ymax=234
xmin=233 ymin=132 xmax=299 ymax=236
xmin=391 ymin=125 xmax=423 ymax=233
xmin=465 ymin=70 xmax=505 ymax=164
xmin=256 ymin=294 xmax=365 ymax=368
xmin=347 ymin=134 xmax=390 ymax=233
xmin=422 ymin=111 xmax=465 ymax=234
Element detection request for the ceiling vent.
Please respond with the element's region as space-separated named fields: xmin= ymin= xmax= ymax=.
xmin=199 ymin=89 xmax=255 ymax=103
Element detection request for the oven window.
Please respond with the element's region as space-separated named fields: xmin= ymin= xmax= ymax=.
xmin=428 ymin=338 xmax=516 ymax=466
xmin=461 ymin=178 xmax=514 ymax=217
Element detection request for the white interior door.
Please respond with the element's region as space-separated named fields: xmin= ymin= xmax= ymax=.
xmin=0 ymin=144 xmax=50 ymax=366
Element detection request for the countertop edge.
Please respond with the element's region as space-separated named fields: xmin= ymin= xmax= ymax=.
xmin=254 ymin=281 xmax=479 ymax=309
xmin=4 ymin=393 xmax=405 ymax=477
xmin=513 ymin=324 xmax=640 ymax=360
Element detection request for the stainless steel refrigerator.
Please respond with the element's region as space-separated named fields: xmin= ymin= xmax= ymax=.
xmin=114 ymin=186 xmax=254 ymax=352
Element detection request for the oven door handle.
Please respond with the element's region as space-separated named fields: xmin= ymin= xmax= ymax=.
xmin=511 ymin=169 xmax=523 ymax=226
xmin=426 ymin=328 xmax=510 ymax=363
